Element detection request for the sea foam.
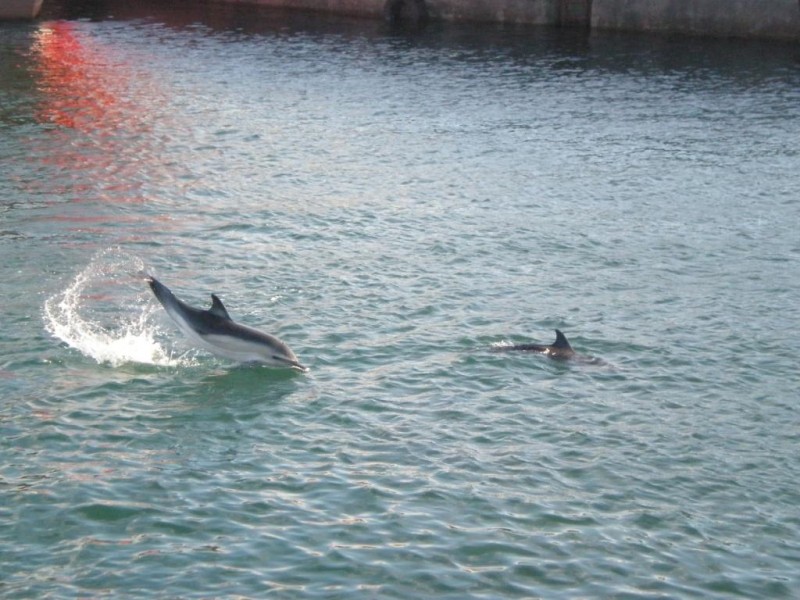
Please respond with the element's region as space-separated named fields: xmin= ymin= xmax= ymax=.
xmin=44 ymin=249 xmax=189 ymax=367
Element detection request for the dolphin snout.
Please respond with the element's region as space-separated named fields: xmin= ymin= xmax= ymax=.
xmin=278 ymin=357 xmax=308 ymax=371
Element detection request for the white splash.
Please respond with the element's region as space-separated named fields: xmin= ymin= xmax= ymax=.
xmin=43 ymin=250 xmax=189 ymax=367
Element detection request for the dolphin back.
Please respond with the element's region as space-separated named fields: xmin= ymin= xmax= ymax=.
xmin=147 ymin=275 xmax=237 ymax=337
xmin=493 ymin=329 xmax=576 ymax=359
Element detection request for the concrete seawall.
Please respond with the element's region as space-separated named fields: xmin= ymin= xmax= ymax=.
xmin=592 ymin=0 xmax=800 ymax=41
xmin=225 ymin=0 xmax=800 ymax=41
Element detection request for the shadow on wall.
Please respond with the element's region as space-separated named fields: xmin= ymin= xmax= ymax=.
xmin=384 ymin=0 xmax=429 ymax=25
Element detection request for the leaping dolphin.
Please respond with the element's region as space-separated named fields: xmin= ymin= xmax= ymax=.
xmin=146 ymin=275 xmax=306 ymax=371
xmin=493 ymin=329 xmax=577 ymax=360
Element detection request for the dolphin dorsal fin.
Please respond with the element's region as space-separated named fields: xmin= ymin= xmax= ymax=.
xmin=553 ymin=329 xmax=572 ymax=350
xmin=209 ymin=294 xmax=232 ymax=320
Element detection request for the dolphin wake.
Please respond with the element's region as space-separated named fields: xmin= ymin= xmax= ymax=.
xmin=43 ymin=250 xmax=189 ymax=367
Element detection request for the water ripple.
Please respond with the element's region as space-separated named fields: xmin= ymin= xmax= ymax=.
xmin=2 ymin=4 xmax=800 ymax=599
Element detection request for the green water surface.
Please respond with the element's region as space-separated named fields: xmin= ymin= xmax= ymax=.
xmin=2 ymin=2 xmax=799 ymax=598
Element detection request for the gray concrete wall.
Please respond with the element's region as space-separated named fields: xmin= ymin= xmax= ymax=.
xmin=0 ymin=0 xmax=44 ymax=19
xmin=225 ymin=0 xmax=800 ymax=40
xmin=592 ymin=0 xmax=800 ymax=41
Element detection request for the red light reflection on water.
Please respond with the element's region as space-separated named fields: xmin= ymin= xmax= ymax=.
xmin=31 ymin=21 xmax=119 ymax=131
xmin=25 ymin=21 xmax=200 ymax=244
xmin=26 ymin=20 xmax=186 ymax=243
xmin=29 ymin=21 xmax=152 ymax=208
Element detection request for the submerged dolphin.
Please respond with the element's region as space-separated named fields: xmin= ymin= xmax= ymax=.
xmin=146 ymin=275 xmax=306 ymax=370
xmin=493 ymin=329 xmax=577 ymax=360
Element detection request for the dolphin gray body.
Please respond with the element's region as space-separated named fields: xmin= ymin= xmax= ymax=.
xmin=146 ymin=276 xmax=306 ymax=370
xmin=494 ymin=329 xmax=577 ymax=360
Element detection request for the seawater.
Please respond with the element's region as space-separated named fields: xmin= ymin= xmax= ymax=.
xmin=2 ymin=2 xmax=799 ymax=598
